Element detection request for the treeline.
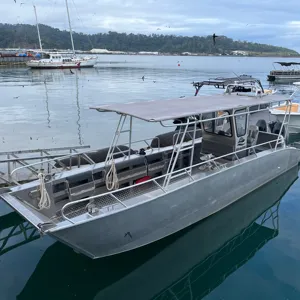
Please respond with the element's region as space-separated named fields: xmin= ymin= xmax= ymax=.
xmin=0 ymin=23 xmax=298 ymax=55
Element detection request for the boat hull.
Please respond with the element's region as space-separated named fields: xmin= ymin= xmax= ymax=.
xmin=26 ymin=58 xmax=97 ymax=69
xmin=49 ymin=147 xmax=300 ymax=259
xmin=268 ymin=74 xmax=300 ymax=82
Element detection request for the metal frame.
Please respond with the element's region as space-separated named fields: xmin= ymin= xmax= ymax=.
xmin=0 ymin=145 xmax=90 ymax=186
xmin=193 ymin=76 xmax=265 ymax=96
xmin=59 ymin=137 xmax=285 ymax=225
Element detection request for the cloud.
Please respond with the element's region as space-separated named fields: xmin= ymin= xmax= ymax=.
xmin=2 ymin=0 xmax=300 ymax=51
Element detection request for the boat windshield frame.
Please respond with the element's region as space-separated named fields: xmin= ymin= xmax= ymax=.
xmin=192 ymin=76 xmax=264 ymax=96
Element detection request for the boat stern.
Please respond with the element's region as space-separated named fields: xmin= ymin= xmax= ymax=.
xmin=0 ymin=192 xmax=56 ymax=232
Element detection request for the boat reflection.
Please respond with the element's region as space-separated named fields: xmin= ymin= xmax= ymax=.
xmin=0 ymin=212 xmax=40 ymax=257
xmin=13 ymin=165 xmax=298 ymax=300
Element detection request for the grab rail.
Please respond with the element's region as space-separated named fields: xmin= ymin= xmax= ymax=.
xmin=60 ymin=138 xmax=285 ymax=224
xmin=10 ymin=137 xmax=162 ymax=179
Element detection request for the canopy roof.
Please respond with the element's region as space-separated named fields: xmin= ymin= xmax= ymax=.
xmin=274 ymin=62 xmax=300 ymax=66
xmin=90 ymin=94 xmax=291 ymax=122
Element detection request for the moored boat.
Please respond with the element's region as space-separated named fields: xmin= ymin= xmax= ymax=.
xmin=27 ymin=52 xmax=97 ymax=69
xmin=1 ymin=93 xmax=299 ymax=259
xmin=268 ymin=62 xmax=300 ymax=82
xmin=26 ymin=1 xmax=97 ymax=69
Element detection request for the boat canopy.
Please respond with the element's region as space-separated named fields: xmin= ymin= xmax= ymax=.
xmin=274 ymin=62 xmax=300 ymax=66
xmin=90 ymin=94 xmax=291 ymax=122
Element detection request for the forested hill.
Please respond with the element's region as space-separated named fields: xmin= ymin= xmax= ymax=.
xmin=0 ymin=23 xmax=298 ymax=55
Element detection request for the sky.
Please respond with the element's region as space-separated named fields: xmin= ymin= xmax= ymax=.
xmin=2 ymin=0 xmax=300 ymax=52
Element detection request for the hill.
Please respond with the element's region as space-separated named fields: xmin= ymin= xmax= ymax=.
xmin=0 ymin=23 xmax=298 ymax=56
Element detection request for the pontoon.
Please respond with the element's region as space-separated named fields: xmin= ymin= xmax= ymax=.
xmin=268 ymin=62 xmax=300 ymax=82
xmin=1 ymin=93 xmax=299 ymax=259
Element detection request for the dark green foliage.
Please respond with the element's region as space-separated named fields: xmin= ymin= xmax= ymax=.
xmin=0 ymin=23 xmax=297 ymax=55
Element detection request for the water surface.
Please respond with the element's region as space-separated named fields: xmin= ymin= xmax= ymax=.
xmin=1 ymin=55 xmax=300 ymax=300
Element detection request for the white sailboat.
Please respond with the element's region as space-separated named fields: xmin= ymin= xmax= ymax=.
xmin=27 ymin=1 xmax=97 ymax=69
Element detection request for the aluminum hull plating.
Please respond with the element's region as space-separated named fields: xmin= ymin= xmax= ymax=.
xmin=49 ymin=147 xmax=300 ymax=259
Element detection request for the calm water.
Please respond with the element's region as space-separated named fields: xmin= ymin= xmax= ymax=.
xmin=1 ymin=55 xmax=300 ymax=299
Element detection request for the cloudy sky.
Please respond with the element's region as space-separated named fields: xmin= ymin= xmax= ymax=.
xmin=3 ymin=0 xmax=300 ymax=51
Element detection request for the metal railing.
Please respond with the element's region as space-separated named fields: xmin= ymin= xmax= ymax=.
xmin=59 ymin=137 xmax=285 ymax=224
xmin=0 ymin=145 xmax=90 ymax=186
xmin=9 ymin=136 xmax=162 ymax=184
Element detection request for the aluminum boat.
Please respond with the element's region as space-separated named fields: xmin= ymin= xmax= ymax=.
xmin=1 ymin=93 xmax=299 ymax=259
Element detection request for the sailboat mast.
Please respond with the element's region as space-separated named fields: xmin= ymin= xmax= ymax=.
xmin=65 ymin=0 xmax=75 ymax=55
xmin=33 ymin=5 xmax=43 ymax=52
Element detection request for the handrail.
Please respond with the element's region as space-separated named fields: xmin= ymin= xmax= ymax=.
xmin=10 ymin=136 xmax=162 ymax=178
xmin=60 ymin=137 xmax=285 ymax=223
xmin=10 ymin=151 xmax=92 ymax=177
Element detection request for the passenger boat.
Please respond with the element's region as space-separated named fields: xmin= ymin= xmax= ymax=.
xmin=268 ymin=62 xmax=300 ymax=82
xmin=1 ymin=93 xmax=299 ymax=259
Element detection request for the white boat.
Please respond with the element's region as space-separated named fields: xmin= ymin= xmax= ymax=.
xmin=270 ymin=82 xmax=300 ymax=133
xmin=27 ymin=52 xmax=97 ymax=69
xmin=26 ymin=2 xmax=97 ymax=69
xmin=268 ymin=62 xmax=300 ymax=82
xmin=193 ymin=75 xmax=276 ymax=97
xmin=1 ymin=93 xmax=299 ymax=259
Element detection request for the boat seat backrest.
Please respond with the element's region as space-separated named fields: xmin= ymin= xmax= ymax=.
xmin=144 ymin=152 xmax=166 ymax=176
xmin=114 ymin=156 xmax=147 ymax=183
xmin=256 ymin=119 xmax=268 ymax=132
xmin=201 ymin=135 xmax=235 ymax=160
xmin=54 ymin=145 xmax=135 ymax=168
xmin=151 ymin=129 xmax=202 ymax=148
xmin=247 ymin=125 xmax=259 ymax=147
xmin=256 ymin=132 xmax=281 ymax=149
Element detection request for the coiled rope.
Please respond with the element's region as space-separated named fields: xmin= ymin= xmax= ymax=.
xmin=38 ymin=173 xmax=51 ymax=210
xmin=105 ymin=159 xmax=119 ymax=191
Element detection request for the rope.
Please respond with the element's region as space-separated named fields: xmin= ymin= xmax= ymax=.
xmin=38 ymin=173 xmax=51 ymax=210
xmin=105 ymin=159 xmax=119 ymax=191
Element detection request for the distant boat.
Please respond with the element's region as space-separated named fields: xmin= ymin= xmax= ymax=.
xmin=267 ymin=62 xmax=300 ymax=82
xmin=27 ymin=2 xmax=97 ymax=69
